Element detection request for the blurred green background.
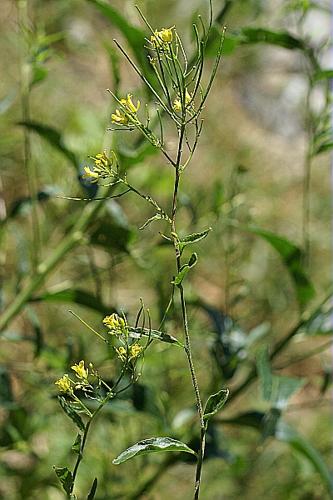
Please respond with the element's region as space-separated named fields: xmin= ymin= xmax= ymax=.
xmin=0 ymin=0 xmax=332 ymax=498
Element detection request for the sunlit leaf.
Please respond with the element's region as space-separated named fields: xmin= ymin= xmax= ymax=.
xmin=179 ymin=228 xmax=212 ymax=253
xmin=113 ymin=437 xmax=196 ymax=464
xmin=204 ymin=389 xmax=229 ymax=422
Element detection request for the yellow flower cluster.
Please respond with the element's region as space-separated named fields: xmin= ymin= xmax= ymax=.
xmin=82 ymin=151 xmax=112 ymax=183
xmin=115 ymin=344 xmax=143 ymax=362
xmin=55 ymin=374 xmax=72 ymax=394
xmin=173 ymin=89 xmax=192 ymax=113
xmin=103 ymin=313 xmax=127 ymax=334
xmin=55 ymin=360 xmax=91 ymax=394
xmin=112 ymin=94 xmax=140 ymax=126
xmin=150 ymin=27 xmax=173 ymax=47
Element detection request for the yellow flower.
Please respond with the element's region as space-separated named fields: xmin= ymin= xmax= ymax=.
xmin=82 ymin=166 xmax=99 ymax=182
xmin=120 ymin=94 xmax=140 ymax=114
xmin=103 ymin=313 xmax=126 ymax=334
xmin=151 ymin=27 xmax=173 ymax=47
xmin=71 ymin=360 xmax=88 ymax=380
xmin=55 ymin=374 xmax=73 ymax=393
xmin=129 ymin=344 xmax=143 ymax=360
xmin=173 ymin=89 xmax=192 ymax=113
xmin=173 ymin=99 xmax=182 ymax=113
xmin=93 ymin=152 xmax=109 ymax=168
xmin=111 ymin=109 xmax=129 ymax=125
xmin=115 ymin=346 xmax=127 ymax=362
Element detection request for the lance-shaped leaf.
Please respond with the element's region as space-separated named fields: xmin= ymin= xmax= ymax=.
xmin=31 ymin=288 xmax=114 ymax=315
xmin=58 ymin=396 xmax=85 ymax=432
xmin=238 ymin=27 xmax=305 ymax=50
xmin=203 ymin=388 xmax=229 ymax=422
xmin=54 ymin=466 xmax=73 ymax=495
xmin=87 ymin=478 xmax=98 ymax=500
xmin=242 ymin=225 xmax=315 ymax=308
xmin=18 ymin=121 xmax=78 ymax=169
xmin=128 ymin=327 xmax=183 ymax=346
xmin=112 ymin=437 xmax=196 ymax=464
xmin=172 ymin=253 xmax=198 ymax=286
xmin=178 ymin=227 xmax=212 ymax=253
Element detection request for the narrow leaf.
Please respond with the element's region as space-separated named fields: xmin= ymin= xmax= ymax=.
xmin=173 ymin=253 xmax=198 ymax=286
xmin=179 ymin=227 xmax=212 ymax=252
xmin=112 ymin=437 xmax=196 ymax=464
xmin=31 ymin=288 xmax=113 ymax=315
xmin=276 ymin=422 xmax=333 ymax=495
xmin=239 ymin=27 xmax=305 ymax=50
xmin=204 ymin=388 xmax=229 ymax=421
xmin=244 ymin=225 xmax=315 ymax=308
xmin=58 ymin=396 xmax=85 ymax=432
xmin=18 ymin=121 xmax=78 ymax=168
xmin=87 ymin=478 xmax=98 ymax=500
xmin=128 ymin=327 xmax=182 ymax=346
xmin=54 ymin=466 xmax=73 ymax=495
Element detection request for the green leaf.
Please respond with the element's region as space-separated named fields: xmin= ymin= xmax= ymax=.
xmin=244 ymin=225 xmax=315 ymax=308
xmin=112 ymin=437 xmax=196 ymax=464
xmin=179 ymin=228 xmax=212 ymax=253
xmin=256 ymin=347 xmax=273 ymax=401
xmin=54 ymin=466 xmax=73 ymax=495
xmin=238 ymin=27 xmax=305 ymax=50
xmin=276 ymin=422 xmax=333 ymax=495
xmin=313 ymin=69 xmax=333 ymax=82
xmin=203 ymin=388 xmax=229 ymax=421
xmin=18 ymin=121 xmax=78 ymax=169
xmin=87 ymin=478 xmax=98 ymax=500
xmin=72 ymin=433 xmax=82 ymax=454
xmin=31 ymin=288 xmax=113 ymax=315
xmin=172 ymin=253 xmax=198 ymax=286
xmin=58 ymin=396 xmax=85 ymax=432
xmin=128 ymin=327 xmax=182 ymax=346
xmin=86 ymin=0 xmax=155 ymax=87
xmin=313 ymin=141 xmax=333 ymax=156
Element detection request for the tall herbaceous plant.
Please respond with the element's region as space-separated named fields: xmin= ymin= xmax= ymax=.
xmin=53 ymin=3 xmax=228 ymax=499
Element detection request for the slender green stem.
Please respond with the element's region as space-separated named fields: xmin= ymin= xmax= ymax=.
xmin=171 ymin=124 xmax=205 ymax=499
xmin=18 ymin=0 xmax=41 ymax=271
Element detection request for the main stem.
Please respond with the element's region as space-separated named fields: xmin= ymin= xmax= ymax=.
xmin=171 ymin=125 xmax=206 ymax=500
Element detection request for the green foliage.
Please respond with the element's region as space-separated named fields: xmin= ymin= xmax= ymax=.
xmin=203 ymin=389 xmax=229 ymax=422
xmin=112 ymin=437 xmax=196 ymax=464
